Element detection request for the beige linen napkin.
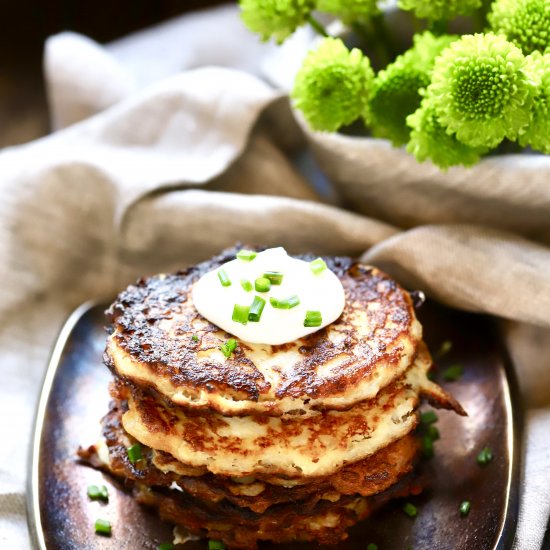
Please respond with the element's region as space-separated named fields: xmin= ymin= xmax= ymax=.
xmin=0 ymin=4 xmax=548 ymax=549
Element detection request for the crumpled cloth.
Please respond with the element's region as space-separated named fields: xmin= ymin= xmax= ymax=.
xmin=0 ymin=4 xmax=548 ymax=549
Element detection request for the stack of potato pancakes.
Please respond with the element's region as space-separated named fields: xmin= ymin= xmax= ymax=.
xmin=80 ymin=248 xmax=464 ymax=549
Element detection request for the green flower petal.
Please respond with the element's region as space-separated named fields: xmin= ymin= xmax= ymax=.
xmin=488 ymin=0 xmax=550 ymax=55
xmin=240 ymin=0 xmax=315 ymax=44
xmin=519 ymin=52 xmax=550 ymax=153
xmin=292 ymin=37 xmax=374 ymax=132
xmin=316 ymin=0 xmax=379 ymax=23
xmin=367 ymin=32 xmax=457 ymax=146
xmin=428 ymin=33 xmax=536 ymax=148
xmin=398 ymin=0 xmax=481 ymax=21
xmin=407 ymin=100 xmax=487 ymax=170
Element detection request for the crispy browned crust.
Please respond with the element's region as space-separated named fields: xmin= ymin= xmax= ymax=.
xmin=78 ymin=388 xmax=421 ymax=514
xmin=106 ymin=246 xmax=420 ymax=414
xmin=131 ymin=471 xmax=424 ymax=550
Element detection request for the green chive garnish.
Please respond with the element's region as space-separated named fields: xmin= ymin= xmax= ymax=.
xmin=477 ymin=446 xmax=493 ymax=466
xmin=236 ymin=249 xmax=257 ymax=262
xmin=460 ymin=501 xmax=471 ymax=516
xmin=436 ymin=339 xmax=453 ymax=358
xmin=442 ymin=364 xmax=464 ymax=382
xmin=310 ymin=257 xmax=327 ymax=275
xmin=263 ymin=271 xmax=283 ymax=285
xmin=217 ymin=269 xmax=231 ymax=287
xmin=304 ymin=310 xmax=322 ymax=327
xmin=420 ymin=410 xmax=438 ymax=425
xmin=367 ymin=544 xmax=379 ymax=550
xmin=208 ymin=540 xmax=226 ymax=550
xmin=240 ymin=279 xmax=253 ymax=292
xmin=422 ymin=435 xmax=434 ymax=458
xmin=87 ymin=485 xmax=108 ymax=501
xmin=94 ymin=519 xmax=111 ymax=536
xmin=220 ymin=338 xmax=237 ymax=358
xmin=191 ymin=335 xmax=199 ymax=342
xmin=270 ymin=295 xmax=300 ymax=309
xmin=255 ymin=277 xmax=271 ymax=293
xmin=157 ymin=544 xmax=174 ymax=550
xmin=427 ymin=425 xmax=440 ymax=441
xmin=403 ymin=502 xmax=418 ymax=518
xmin=232 ymin=304 xmax=250 ymax=325
xmin=248 ymin=296 xmax=266 ymax=322
xmin=127 ymin=444 xmax=142 ymax=464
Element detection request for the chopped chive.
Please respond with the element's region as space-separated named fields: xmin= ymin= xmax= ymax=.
xmin=220 ymin=338 xmax=238 ymax=358
xmin=255 ymin=277 xmax=271 ymax=293
xmin=422 ymin=435 xmax=434 ymax=458
xmin=127 ymin=443 xmax=142 ymax=464
xmin=403 ymin=502 xmax=418 ymax=518
xmin=94 ymin=519 xmax=111 ymax=536
xmin=460 ymin=501 xmax=471 ymax=516
xmin=208 ymin=540 xmax=226 ymax=550
xmin=191 ymin=335 xmax=199 ymax=342
xmin=427 ymin=425 xmax=440 ymax=441
xmin=367 ymin=544 xmax=379 ymax=550
xmin=304 ymin=310 xmax=322 ymax=327
xmin=436 ymin=339 xmax=453 ymax=358
xmin=420 ymin=410 xmax=438 ymax=425
xmin=87 ymin=485 xmax=101 ymax=500
xmin=240 ymin=279 xmax=253 ymax=292
xmin=248 ymin=296 xmax=266 ymax=322
xmin=477 ymin=446 xmax=493 ymax=466
xmin=157 ymin=544 xmax=174 ymax=550
xmin=232 ymin=304 xmax=250 ymax=325
xmin=442 ymin=364 xmax=464 ymax=382
xmin=263 ymin=271 xmax=283 ymax=285
xmin=217 ymin=269 xmax=231 ymax=287
xmin=310 ymin=257 xmax=327 ymax=275
xmin=87 ymin=485 xmax=108 ymax=501
xmin=270 ymin=295 xmax=300 ymax=309
xmin=236 ymin=249 xmax=257 ymax=262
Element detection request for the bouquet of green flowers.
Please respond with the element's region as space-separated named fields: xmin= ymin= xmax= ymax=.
xmin=239 ymin=0 xmax=549 ymax=170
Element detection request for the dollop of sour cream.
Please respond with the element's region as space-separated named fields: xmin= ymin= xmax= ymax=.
xmin=192 ymin=247 xmax=345 ymax=345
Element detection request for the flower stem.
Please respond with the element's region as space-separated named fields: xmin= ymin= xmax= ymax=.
xmin=352 ymin=21 xmax=389 ymax=69
xmin=474 ymin=0 xmax=490 ymax=32
xmin=428 ymin=19 xmax=448 ymax=35
xmin=370 ymin=14 xmax=397 ymax=59
xmin=307 ymin=15 xmax=328 ymax=37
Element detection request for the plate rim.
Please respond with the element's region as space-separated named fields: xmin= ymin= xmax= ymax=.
xmin=27 ymin=300 xmax=101 ymax=550
xmin=26 ymin=300 xmax=523 ymax=550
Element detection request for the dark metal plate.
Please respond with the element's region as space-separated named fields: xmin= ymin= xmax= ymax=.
xmin=28 ymin=300 xmax=521 ymax=550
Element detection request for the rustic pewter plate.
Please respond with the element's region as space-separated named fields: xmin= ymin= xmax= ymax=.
xmin=28 ymin=299 xmax=522 ymax=550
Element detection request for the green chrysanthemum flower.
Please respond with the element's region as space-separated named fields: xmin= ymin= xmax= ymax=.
xmin=367 ymin=32 xmax=457 ymax=146
xmin=292 ymin=37 xmax=374 ymax=132
xmin=398 ymin=0 xmax=481 ymax=21
xmin=519 ymin=52 xmax=550 ymax=153
xmin=407 ymin=100 xmax=487 ymax=170
xmin=316 ymin=0 xmax=379 ymax=23
xmin=409 ymin=31 xmax=458 ymax=69
xmin=240 ymin=0 xmax=315 ymax=44
xmin=488 ymin=0 xmax=550 ymax=55
xmin=428 ymin=33 xmax=536 ymax=149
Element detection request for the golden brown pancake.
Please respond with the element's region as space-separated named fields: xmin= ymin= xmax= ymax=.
xmin=78 ymin=389 xmax=421 ymax=514
xmin=119 ymin=344 xmax=461 ymax=480
xmin=106 ymin=249 xmax=423 ymax=416
xmin=132 ymin=471 xmax=424 ymax=550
